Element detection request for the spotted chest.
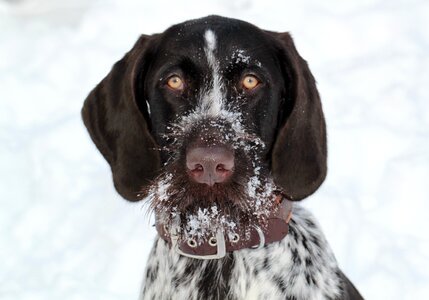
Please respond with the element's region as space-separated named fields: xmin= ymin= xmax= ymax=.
xmin=140 ymin=206 xmax=345 ymax=300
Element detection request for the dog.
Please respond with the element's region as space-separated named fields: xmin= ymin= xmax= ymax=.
xmin=82 ymin=15 xmax=363 ymax=300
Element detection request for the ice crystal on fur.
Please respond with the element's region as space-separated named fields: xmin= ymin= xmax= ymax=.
xmin=183 ymin=205 xmax=238 ymax=243
xmin=147 ymin=173 xmax=173 ymax=202
xmin=164 ymin=107 xmax=263 ymax=154
xmin=233 ymin=49 xmax=250 ymax=64
xmin=231 ymin=49 xmax=262 ymax=67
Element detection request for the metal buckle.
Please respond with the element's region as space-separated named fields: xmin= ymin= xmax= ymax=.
xmin=250 ymin=225 xmax=265 ymax=249
xmin=169 ymin=216 xmax=226 ymax=260
xmin=170 ymin=228 xmax=226 ymax=260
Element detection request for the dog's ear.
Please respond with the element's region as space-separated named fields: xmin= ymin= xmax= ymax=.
xmin=82 ymin=35 xmax=160 ymax=201
xmin=269 ymin=32 xmax=327 ymax=201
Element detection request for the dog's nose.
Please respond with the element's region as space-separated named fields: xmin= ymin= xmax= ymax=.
xmin=186 ymin=146 xmax=234 ymax=186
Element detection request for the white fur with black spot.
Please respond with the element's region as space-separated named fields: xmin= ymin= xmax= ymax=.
xmin=140 ymin=205 xmax=343 ymax=300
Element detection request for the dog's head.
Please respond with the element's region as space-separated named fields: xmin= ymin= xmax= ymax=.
xmin=82 ymin=16 xmax=326 ymax=237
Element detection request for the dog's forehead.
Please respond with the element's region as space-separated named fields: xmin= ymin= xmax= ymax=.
xmin=159 ymin=16 xmax=274 ymax=64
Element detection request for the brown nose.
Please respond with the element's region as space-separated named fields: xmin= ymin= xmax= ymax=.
xmin=186 ymin=146 xmax=234 ymax=186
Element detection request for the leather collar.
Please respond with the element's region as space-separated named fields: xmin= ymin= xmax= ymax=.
xmin=155 ymin=195 xmax=293 ymax=260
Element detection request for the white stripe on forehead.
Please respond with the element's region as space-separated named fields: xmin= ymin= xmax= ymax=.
xmin=204 ymin=29 xmax=216 ymax=51
xmin=201 ymin=29 xmax=224 ymax=116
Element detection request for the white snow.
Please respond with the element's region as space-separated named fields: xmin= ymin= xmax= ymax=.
xmin=233 ymin=49 xmax=251 ymax=64
xmin=146 ymin=173 xmax=173 ymax=202
xmin=1 ymin=0 xmax=429 ymax=299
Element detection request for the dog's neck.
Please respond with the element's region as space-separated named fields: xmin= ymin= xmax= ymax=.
xmin=143 ymin=205 xmax=343 ymax=300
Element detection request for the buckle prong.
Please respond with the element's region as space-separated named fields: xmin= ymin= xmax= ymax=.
xmin=251 ymin=225 xmax=265 ymax=249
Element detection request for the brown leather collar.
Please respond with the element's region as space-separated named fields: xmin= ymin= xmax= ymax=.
xmin=155 ymin=195 xmax=293 ymax=260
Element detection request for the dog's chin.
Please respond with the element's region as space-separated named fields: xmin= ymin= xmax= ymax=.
xmin=147 ymin=170 xmax=278 ymax=241
xmin=158 ymin=194 xmax=259 ymax=242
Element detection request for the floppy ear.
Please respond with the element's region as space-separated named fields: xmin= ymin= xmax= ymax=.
xmin=81 ymin=35 xmax=161 ymax=201
xmin=270 ymin=32 xmax=327 ymax=201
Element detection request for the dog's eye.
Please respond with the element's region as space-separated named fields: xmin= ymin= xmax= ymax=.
xmin=242 ymin=75 xmax=260 ymax=90
xmin=166 ymin=75 xmax=184 ymax=91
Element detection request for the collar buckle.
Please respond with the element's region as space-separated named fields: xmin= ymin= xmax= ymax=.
xmin=170 ymin=227 xmax=226 ymax=260
xmin=169 ymin=216 xmax=226 ymax=260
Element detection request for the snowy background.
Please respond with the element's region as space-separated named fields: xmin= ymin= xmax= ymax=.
xmin=1 ymin=0 xmax=428 ymax=299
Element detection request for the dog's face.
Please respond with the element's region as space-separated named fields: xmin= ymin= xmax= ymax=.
xmin=82 ymin=16 xmax=327 ymax=239
xmin=144 ymin=21 xmax=284 ymax=151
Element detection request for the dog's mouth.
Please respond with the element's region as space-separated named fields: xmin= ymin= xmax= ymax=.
xmin=145 ymin=111 xmax=279 ymax=242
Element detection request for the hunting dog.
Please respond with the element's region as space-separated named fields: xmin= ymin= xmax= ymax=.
xmin=82 ymin=15 xmax=363 ymax=300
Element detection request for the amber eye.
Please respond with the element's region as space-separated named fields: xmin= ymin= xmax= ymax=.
xmin=166 ymin=75 xmax=184 ymax=91
xmin=242 ymin=75 xmax=260 ymax=90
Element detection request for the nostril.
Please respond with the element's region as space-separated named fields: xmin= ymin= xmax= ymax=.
xmin=216 ymin=164 xmax=228 ymax=172
xmin=216 ymin=164 xmax=225 ymax=171
xmin=216 ymin=164 xmax=233 ymax=182
xmin=189 ymin=164 xmax=204 ymax=176
xmin=193 ymin=164 xmax=204 ymax=172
